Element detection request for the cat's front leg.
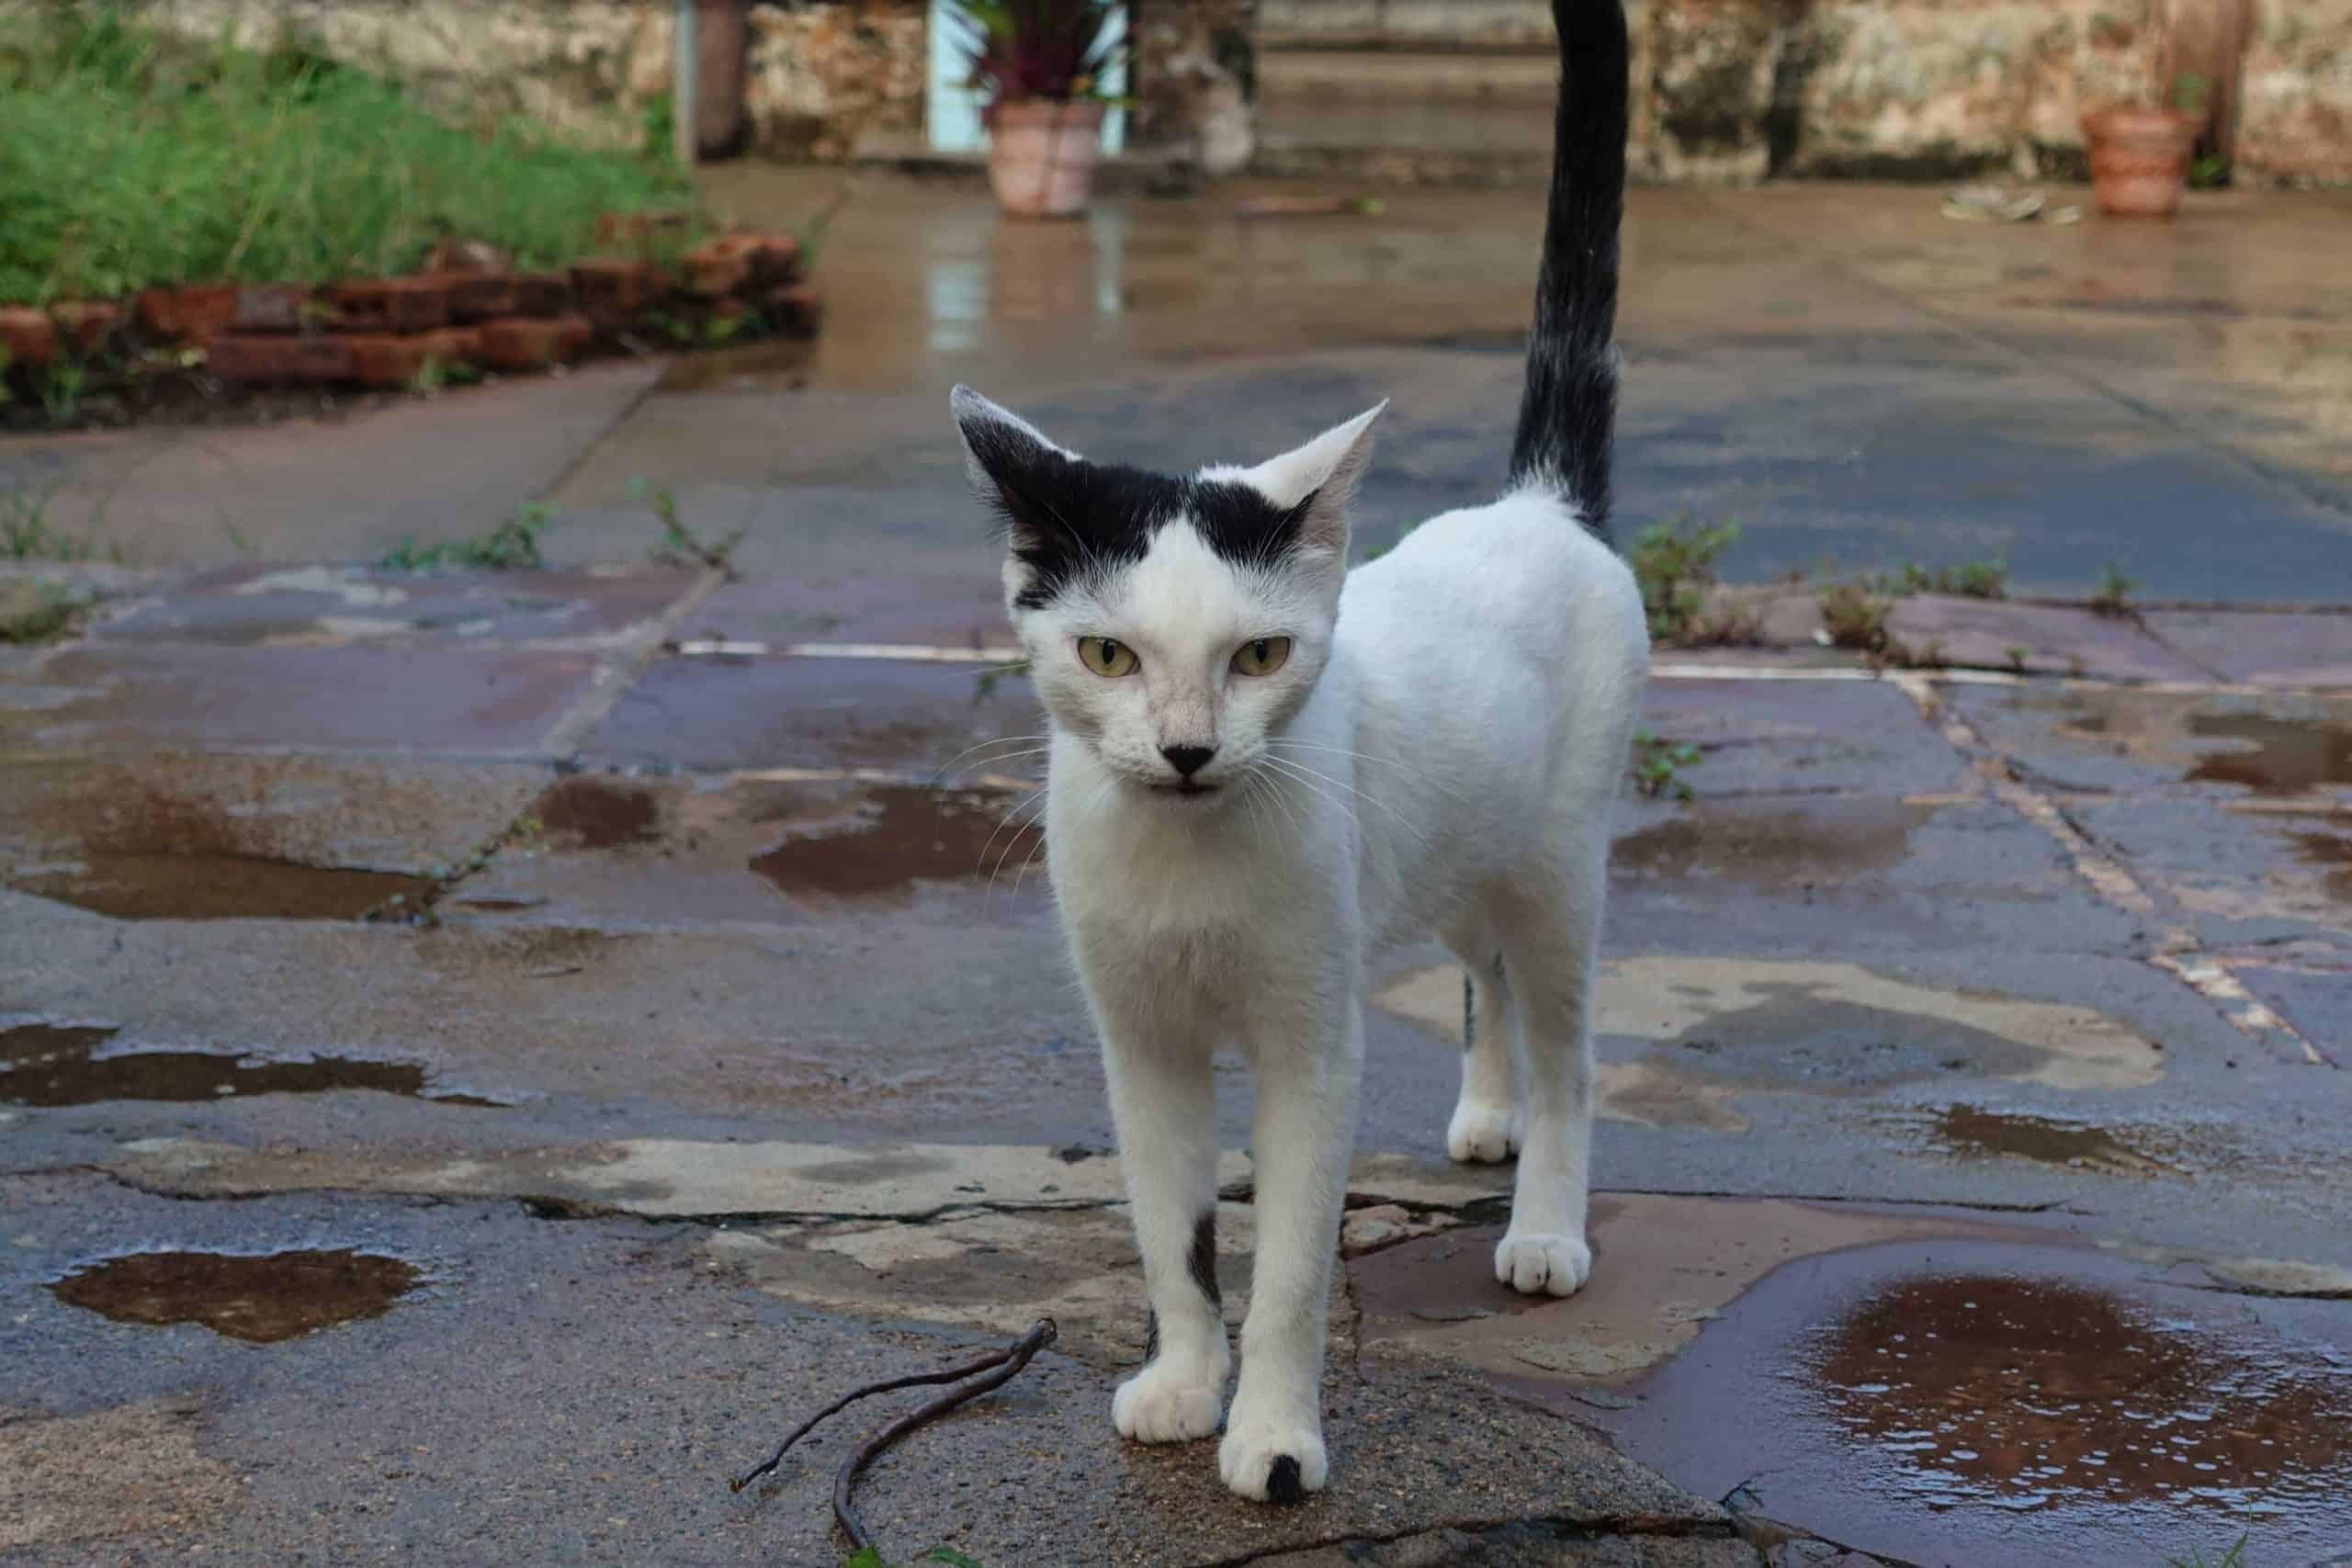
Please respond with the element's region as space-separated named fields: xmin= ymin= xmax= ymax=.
xmin=1221 ymin=1009 xmax=1363 ymax=1503
xmin=1102 ymin=1034 xmax=1231 ymax=1444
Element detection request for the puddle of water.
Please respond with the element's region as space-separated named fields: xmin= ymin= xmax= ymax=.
xmin=2287 ymin=827 xmax=2352 ymax=898
xmin=1613 ymin=802 xmax=1928 ymax=883
xmin=2186 ymin=713 xmax=2352 ymax=794
xmin=748 ymin=786 xmax=1040 ymax=900
xmin=655 ymin=338 xmax=817 ymax=392
xmin=533 ymin=776 xmax=659 ymax=849
xmin=7 ymin=852 xmax=434 ymax=920
xmin=3 ymin=770 xmax=443 ymax=920
xmin=1807 ymin=1274 xmax=2352 ymax=1517
xmin=49 ymin=1249 xmax=423 ymax=1342
xmin=1928 ymin=1105 xmax=2182 ymax=1179
xmin=1611 ymin=1241 xmax=2352 ymax=1566
xmin=0 ymin=1022 xmax=499 ymax=1108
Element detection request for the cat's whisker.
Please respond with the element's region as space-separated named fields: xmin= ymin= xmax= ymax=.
xmin=1255 ymin=756 xmax=1364 ymax=838
xmin=1248 ymin=762 xmax=1311 ymax=844
xmin=930 ymin=735 xmax=1051 ymax=786
xmin=1265 ymin=739 xmax=1474 ymax=806
xmin=1012 ymin=773 xmax=1112 ymax=904
xmin=977 ymin=784 xmax=1051 ymax=886
xmin=1261 ymin=754 xmax=1429 ymax=847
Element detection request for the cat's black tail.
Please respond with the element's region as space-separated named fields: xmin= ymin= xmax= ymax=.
xmin=1507 ymin=0 xmax=1629 ymax=542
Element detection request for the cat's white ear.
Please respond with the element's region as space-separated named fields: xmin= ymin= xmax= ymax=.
xmin=1234 ymin=401 xmax=1386 ymax=555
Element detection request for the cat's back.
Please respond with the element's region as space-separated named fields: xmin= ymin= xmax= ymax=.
xmin=1340 ymin=490 xmax=1643 ymax=692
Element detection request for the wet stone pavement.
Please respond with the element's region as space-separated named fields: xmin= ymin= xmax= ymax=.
xmin=5 ymin=176 xmax=2352 ymax=1568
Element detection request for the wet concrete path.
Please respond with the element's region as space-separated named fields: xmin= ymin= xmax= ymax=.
xmin=5 ymin=176 xmax=2351 ymax=1567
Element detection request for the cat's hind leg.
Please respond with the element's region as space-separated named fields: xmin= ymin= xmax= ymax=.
xmin=1439 ymin=930 xmax=1521 ymax=1165
xmin=1487 ymin=841 xmax=1605 ymax=1297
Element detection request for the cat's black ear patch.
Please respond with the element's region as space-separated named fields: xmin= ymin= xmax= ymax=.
xmin=952 ymin=384 xmax=1170 ymax=610
xmin=952 ymin=386 xmax=1081 ymax=557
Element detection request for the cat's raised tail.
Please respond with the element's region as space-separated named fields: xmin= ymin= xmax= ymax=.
xmin=1506 ymin=0 xmax=1630 ymax=541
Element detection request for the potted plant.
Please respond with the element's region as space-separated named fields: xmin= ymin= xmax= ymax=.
xmin=2083 ymin=73 xmax=2210 ymax=219
xmin=946 ymin=1 xmax=1122 ymax=219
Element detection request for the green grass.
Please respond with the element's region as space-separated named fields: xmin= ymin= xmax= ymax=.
xmin=1628 ymin=514 xmax=1744 ymax=646
xmin=2090 ymin=559 xmax=2140 ymax=618
xmin=843 ymin=1549 xmax=985 ymax=1568
xmin=0 ymin=7 xmax=702 ymax=306
xmin=1817 ymin=577 xmax=1892 ymax=654
xmin=1 ymin=485 xmax=113 ymax=562
xmin=1876 ymin=557 xmax=2007 ymax=600
xmin=2165 ymin=1534 xmax=2247 ymax=1568
xmin=378 ymin=501 xmax=557 ymax=571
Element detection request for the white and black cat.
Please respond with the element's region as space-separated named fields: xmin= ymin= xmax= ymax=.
xmin=950 ymin=0 xmax=1641 ymax=1505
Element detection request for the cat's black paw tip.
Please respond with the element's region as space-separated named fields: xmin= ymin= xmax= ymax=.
xmin=1265 ymin=1454 xmax=1306 ymax=1505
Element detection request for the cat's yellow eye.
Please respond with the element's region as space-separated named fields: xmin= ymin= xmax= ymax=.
xmin=1232 ymin=637 xmax=1293 ymax=677
xmin=1078 ymin=636 xmax=1138 ymax=677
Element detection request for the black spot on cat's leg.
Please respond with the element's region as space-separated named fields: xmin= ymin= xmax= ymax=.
xmin=1188 ymin=1210 xmax=1222 ymax=1307
xmin=1144 ymin=1309 xmax=1160 ymax=1363
xmin=1266 ymin=1454 xmax=1306 ymax=1505
xmin=1463 ymin=971 xmax=1476 ymax=1052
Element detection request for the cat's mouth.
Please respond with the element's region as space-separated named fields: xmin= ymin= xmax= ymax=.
xmin=1145 ymin=778 xmax=1223 ymax=802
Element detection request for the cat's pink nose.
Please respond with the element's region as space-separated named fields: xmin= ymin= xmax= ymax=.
xmin=1160 ymin=745 xmax=1215 ymax=778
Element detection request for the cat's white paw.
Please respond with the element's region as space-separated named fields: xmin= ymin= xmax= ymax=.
xmin=1446 ymin=1100 xmax=1523 ymax=1164
xmin=1495 ymin=1230 xmax=1591 ymax=1297
xmin=1217 ymin=1406 xmax=1327 ymax=1504
xmin=1112 ymin=1362 xmax=1226 ymax=1444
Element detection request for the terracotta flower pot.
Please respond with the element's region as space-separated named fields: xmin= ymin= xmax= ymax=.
xmin=2084 ymin=108 xmax=2199 ymax=218
xmin=986 ymin=99 xmax=1107 ymax=220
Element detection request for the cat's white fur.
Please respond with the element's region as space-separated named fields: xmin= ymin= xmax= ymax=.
xmin=956 ymin=386 xmax=1649 ymax=1501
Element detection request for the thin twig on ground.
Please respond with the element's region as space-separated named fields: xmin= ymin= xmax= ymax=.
xmin=730 ymin=1318 xmax=1058 ymax=1556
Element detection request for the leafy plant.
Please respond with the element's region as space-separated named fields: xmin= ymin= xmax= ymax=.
xmin=1878 ymin=557 xmax=2007 ymax=600
xmin=634 ymin=476 xmax=742 ymax=573
xmin=2171 ymin=71 xmax=2211 ymax=118
xmin=1 ymin=484 xmax=110 ymax=562
xmin=40 ymin=363 xmax=86 ymax=424
xmin=2089 ymin=560 xmax=2139 ymax=618
xmin=378 ymin=501 xmax=557 ymax=570
xmin=1631 ymin=729 xmax=1702 ymax=802
xmin=1818 ymin=577 xmax=1892 ymax=654
xmin=942 ymin=0 xmax=1123 ymax=117
xmin=843 ymin=1546 xmax=987 ymax=1568
xmin=0 ymin=582 xmax=85 ymax=644
xmin=2165 ymin=1534 xmax=2247 ymax=1568
xmin=973 ymin=658 xmax=1030 ymax=703
xmin=1628 ymin=514 xmax=1741 ymax=645
xmin=2189 ymin=153 xmax=2227 ymax=189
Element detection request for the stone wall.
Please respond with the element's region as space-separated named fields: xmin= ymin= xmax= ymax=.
xmin=2235 ymin=0 xmax=2352 ymax=186
xmin=746 ymin=1 xmax=926 ymax=161
xmin=82 ymin=0 xmax=2350 ymax=185
xmin=1634 ymin=0 xmax=2346 ymax=186
xmin=1257 ymin=0 xmax=2346 ymax=186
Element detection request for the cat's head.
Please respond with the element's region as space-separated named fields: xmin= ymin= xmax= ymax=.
xmin=952 ymin=386 xmax=1383 ymax=804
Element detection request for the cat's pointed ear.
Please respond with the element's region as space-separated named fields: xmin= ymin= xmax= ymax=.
xmin=1237 ymin=401 xmax=1386 ymax=557
xmin=951 ymin=384 xmax=1081 ymax=553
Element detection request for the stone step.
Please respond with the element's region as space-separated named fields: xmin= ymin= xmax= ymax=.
xmin=1256 ymin=48 xmax=1560 ymax=107
xmin=1257 ymin=0 xmax=1559 ymax=51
